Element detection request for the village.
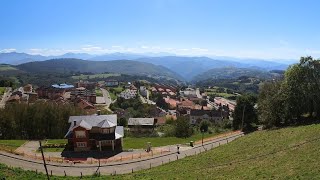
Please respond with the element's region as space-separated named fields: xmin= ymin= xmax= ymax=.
xmin=0 ymin=79 xmax=237 ymax=155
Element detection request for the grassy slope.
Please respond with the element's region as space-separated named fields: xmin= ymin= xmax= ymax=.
xmin=0 ymin=140 xmax=26 ymax=151
xmin=1 ymin=124 xmax=320 ymax=179
xmin=41 ymin=132 xmax=225 ymax=152
xmin=0 ymin=64 xmax=18 ymax=71
xmin=123 ymin=132 xmax=223 ymax=149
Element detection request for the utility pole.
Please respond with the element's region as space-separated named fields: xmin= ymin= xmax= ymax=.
xmin=39 ymin=141 xmax=50 ymax=180
xmin=241 ymin=105 xmax=246 ymax=131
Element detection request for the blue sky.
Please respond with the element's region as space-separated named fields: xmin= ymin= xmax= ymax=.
xmin=1 ymin=0 xmax=320 ymax=59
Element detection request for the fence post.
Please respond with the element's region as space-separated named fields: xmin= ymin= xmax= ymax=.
xmin=132 ymin=168 xmax=134 ymax=173
xmin=150 ymin=163 xmax=151 ymax=169
xmin=64 ymin=170 xmax=66 ymax=176
xmin=132 ymin=154 xmax=133 ymax=160
xmin=169 ymin=158 xmax=170 ymax=163
xmin=81 ymin=172 xmax=82 ymax=178
xmin=139 ymin=153 xmax=141 ymax=159
xmin=176 ymin=155 xmax=178 ymax=160
xmin=50 ymin=170 xmax=52 ymax=176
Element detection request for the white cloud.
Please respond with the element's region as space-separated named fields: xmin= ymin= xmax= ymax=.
xmin=0 ymin=48 xmax=16 ymax=53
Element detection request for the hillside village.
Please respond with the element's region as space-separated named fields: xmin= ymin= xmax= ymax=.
xmin=2 ymin=0 xmax=320 ymax=178
xmin=0 ymin=79 xmax=236 ymax=133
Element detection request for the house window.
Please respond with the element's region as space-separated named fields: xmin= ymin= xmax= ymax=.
xmin=102 ymin=128 xmax=114 ymax=134
xmin=76 ymin=142 xmax=87 ymax=147
xmin=101 ymin=140 xmax=112 ymax=145
xmin=75 ymin=131 xmax=86 ymax=138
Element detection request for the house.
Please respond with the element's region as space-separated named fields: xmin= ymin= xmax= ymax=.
xmin=70 ymin=87 xmax=96 ymax=104
xmin=180 ymin=88 xmax=197 ymax=98
xmin=105 ymin=80 xmax=119 ymax=87
xmin=6 ymin=94 xmax=21 ymax=103
xmin=75 ymin=81 xmax=96 ymax=90
xmin=177 ymin=99 xmax=195 ymax=109
xmin=75 ymin=98 xmax=96 ymax=113
xmin=214 ymin=97 xmax=236 ymax=111
xmin=189 ymin=109 xmax=229 ymax=125
xmin=65 ymin=114 xmax=124 ymax=152
xmin=119 ymin=89 xmax=137 ymax=99
xmin=139 ymin=86 xmax=149 ymax=98
xmin=164 ymin=97 xmax=179 ymax=109
xmin=25 ymin=92 xmax=38 ymax=103
xmin=128 ymin=118 xmax=155 ymax=132
xmin=36 ymin=86 xmax=66 ymax=100
xmin=23 ymin=84 xmax=33 ymax=93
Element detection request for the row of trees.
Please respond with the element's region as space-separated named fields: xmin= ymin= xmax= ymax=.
xmin=233 ymin=57 xmax=320 ymax=130
xmin=259 ymin=57 xmax=320 ymax=128
xmin=0 ymin=102 xmax=85 ymax=139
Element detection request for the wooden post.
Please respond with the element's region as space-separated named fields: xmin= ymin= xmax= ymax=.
xmin=81 ymin=172 xmax=82 ymax=178
xmin=39 ymin=141 xmax=49 ymax=180
xmin=64 ymin=170 xmax=66 ymax=176
xmin=50 ymin=170 xmax=52 ymax=176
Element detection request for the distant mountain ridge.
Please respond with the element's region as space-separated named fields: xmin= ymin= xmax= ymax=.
xmin=0 ymin=52 xmax=294 ymax=81
xmin=16 ymin=58 xmax=184 ymax=81
xmin=192 ymin=67 xmax=278 ymax=82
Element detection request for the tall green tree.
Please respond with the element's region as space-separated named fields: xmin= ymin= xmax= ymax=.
xmin=175 ymin=116 xmax=193 ymax=138
xmin=232 ymin=94 xmax=258 ymax=132
xmin=258 ymin=81 xmax=286 ymax=128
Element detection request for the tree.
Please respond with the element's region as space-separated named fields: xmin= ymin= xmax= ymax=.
xmin=155 ymin=94 xmax=169 ymax=110
xmin=232 ymin=94 xmax=258 ymax=132
xmin=200 ymin=100 xmax=207 ymax=107
xmin=199 ymin=120 xmax=211 ymax=132
xmin=175 ymin=117 xmax=193 ymax=138
xmin=118 ymin=117 xmax=127 ymax=127
xmin=258 ymin=81 xmax=285 ymax=128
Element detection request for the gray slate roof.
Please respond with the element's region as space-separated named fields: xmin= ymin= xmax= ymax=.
xmin=65 ymin=114 xmax=119 ymax=137
xmin=128 ymin=118 xmax=155 ymax=126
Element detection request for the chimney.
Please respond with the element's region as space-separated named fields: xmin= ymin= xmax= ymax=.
xmin=73 ymin=121 xmax=76 ymax=126
xmin=97 ymin=110 xmax=101 ymax=116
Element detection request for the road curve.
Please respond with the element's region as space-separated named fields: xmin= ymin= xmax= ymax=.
xmin=0 ymin=132 xmax=244 ymax=177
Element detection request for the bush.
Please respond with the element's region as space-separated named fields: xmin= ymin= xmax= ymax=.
xmin=175 ymin=117 xmax=193 ymax=138
xmin=199 ymin=120 xmax=211 ymax=132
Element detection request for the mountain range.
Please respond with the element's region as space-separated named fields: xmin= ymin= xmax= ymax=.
xmin=0 ymin=52 xmax=297 ymax=81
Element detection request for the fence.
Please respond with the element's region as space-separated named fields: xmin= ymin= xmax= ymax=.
xmin=0 ymin=132 xmax=244 ymax=177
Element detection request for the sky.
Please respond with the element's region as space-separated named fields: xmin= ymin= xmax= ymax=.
xmin=1 ymin=0 xmax=320 ymax=60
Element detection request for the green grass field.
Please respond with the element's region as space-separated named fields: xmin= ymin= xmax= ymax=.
xmin=95 ymin=89 xmax=103 ymax=96
xmin=108 ymin=86 xmax=123 ymax=100
xmin=0 ymin=87 xmax=5 ymax=95
xmin=0 ymin=64 xmax=17 ymax=71
xmin=123 ymin=132 xmax=223 ymax=149
xmin=71 ymin=73 xmax=120 ymax=80
xmin=40 ymin=132 xmax=226 ymax=152
xmin=0 ymin=140 xmax=26 ymax=151
xmin=2 ymin=124 xmax=320 ymax=179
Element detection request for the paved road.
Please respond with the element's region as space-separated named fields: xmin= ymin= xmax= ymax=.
xmin=101 ymin=88 xmax=112 ymax=106
xmin=0 ymin=132 xmax=243 ymax=177
xmin=0 ymin=87 xmax=12 ymax=108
